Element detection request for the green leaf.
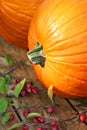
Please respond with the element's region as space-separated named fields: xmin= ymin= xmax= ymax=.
xmin=7 ymin=85 xmax=13 ymax=94
xmin=27 ymin=112 xmax=42 ymax=119
xmin=20 ymin=103 xmax=27 ymax=108
xmin=43 ymin=105 xmax=50 ymax=108
xmin=0 ymin=77 xmax=7 ymax=93
xmin=5 ymin=75 xmax=11 ymax=85
xmin=47 ymin=85 xmax=54 ymax=104
xmin=6 ymin=97 xmax=12 ymax=103
xmin=0 ymin=97 xmax=8 ymax=116
xmin=8 ymin=123 xmax=23 ymax=130
xmin=1 ymin=112 xmax=12 ymax=125
xmin=0 ymin=69 xmax=4 ymax=74
xmin=11 ymin=103 xmax=19 ymax=107
xmin=5 ymin=54 xmax=13 ymax=65
xmin=13 ymin=79 xmax=26 ymax=97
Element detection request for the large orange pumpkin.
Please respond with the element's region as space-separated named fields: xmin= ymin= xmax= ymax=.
xmin=27 ymin=0 xmax=87 ymax=98
xmin=0 ymin=0 xmax=43 ymax=49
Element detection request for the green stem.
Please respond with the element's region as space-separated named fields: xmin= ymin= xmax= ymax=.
xmin=27 ymin=42 xmax=45 ymax=67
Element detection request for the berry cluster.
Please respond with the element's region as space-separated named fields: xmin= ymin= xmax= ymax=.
xmin=9 ymin=111 xmax=87 ymax=130
xmin=22 ymin=106 xmax=56 ymax=130
xmin=11 ymin=79 xmax=38 ymax=96
xmin=8 ymin=78 xmax=87 ymax=130
xmin=10 ymin=79 xmax=58 ymax=130
xmin=35 ymin=119 xmax=59 ymax=130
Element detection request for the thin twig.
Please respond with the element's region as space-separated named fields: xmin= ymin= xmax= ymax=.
xmin=0 ymin=103 xmax=57 ymax=117
xmin=0 ymin=93 xmax=14 ymax=98
xmin=22 ymin=110 xmax=87 ymax=127
xmin=0 ymin=63 xmax=19 ymax=77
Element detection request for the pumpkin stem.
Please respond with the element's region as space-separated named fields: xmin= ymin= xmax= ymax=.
xmin=27 ymin=42 xmax=45 ymax=67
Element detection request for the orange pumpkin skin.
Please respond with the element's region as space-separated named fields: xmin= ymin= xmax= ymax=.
xmin=0 ymin=0 xmax=43 ymax=49
xmin=27 ymin=0 xmax=87 ymax=98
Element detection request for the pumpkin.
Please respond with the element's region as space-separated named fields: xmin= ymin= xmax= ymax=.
xmin=0 ymin=0 xmax=43 ymax=49
xmin=27 ymin=0 xmax=87 ymax=98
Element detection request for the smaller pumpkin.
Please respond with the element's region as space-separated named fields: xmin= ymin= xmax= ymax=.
xmin=27 ymin=0 xmax=87 ymax=98
xmin=0 ymin=0 xmax=43 ymax=49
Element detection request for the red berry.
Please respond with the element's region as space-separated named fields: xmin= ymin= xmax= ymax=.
xmin=9 ymin=113 xmax=15 ymax=120
xmin=15 ymin=79 xmax=21 ymax=84
xmin=47 ymin=107 xmax=54 ymax=113
xmin=23 ymin=125 xmax=29 ymax=130
xmin=31 ymin=87 xmax=38 ymax=94
xmin=11 ymin=84 xmax=16 ymax=90
xmin=37 ymin=117 xmax=45 ymax=123
xmin=79 ymin=113 xmax=87 ymax=122
xmin=25 ymin=87 xmax=32 ymax=93
xmin=33 ymin=117 xmax=40 ymax=124
xmin=43 ymin=128 xmax=48 ymax=130
xmin=20 ymin=90 xmax=26 ymax=97
xmin=23 ymin=108 xmax=30 ymax=117
xmin=50 ymin=120 xmax=57 ymax=126
xmin=51 ymin=125 xmax=59 ymax=130
xmin=73 ymin=111 xmax=79 ymax=115
xmin=36 ymin=127 xmax=43 ymax=130
xmin=26 ymin=82 xmax=32 ymax=88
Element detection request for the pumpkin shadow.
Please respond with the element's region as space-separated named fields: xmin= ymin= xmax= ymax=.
xmin=69 ymin=98 xmax=87 ymax=109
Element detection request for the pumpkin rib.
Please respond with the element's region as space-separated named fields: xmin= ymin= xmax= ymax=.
xmin=54 ymin=85 xmax=87 ymax=97
xmin=46 ymin=41 xmax=87 ymax=61
xmin=50 ymin=10 xmax=87 ymax=38
xmin=47 ymin=45 xmax=87 ymax=57
xmin=47 ymin=4 xmax=87 ymax=32
xmin=46 ymin=61 xmax=87 ymax=82
xmin=2 ymin=0 xmax=41 ymax=11
xmin=55 ymin=80 xmax=87 ymax=94
xmin=1 ymin=20 xmax=27 ymax=40
xmin=54 ymin=86 xmax=87 ymax=98
xmin=47 ymin=49 xmax=87 ymax=58
xmin=0 ymin=7 xmax=31 ymax=31
xmin=47 ymin=56 xmax=87 ymax=66
xmin=1 ymin=8 xmax=32 ymax=24
xmin=46 ymin=44 xmax=87 ymax=58
xmin=0 ymin=14 xmax=28 ymax=44
xmin=46 ymin=31 xmax=87 ymax=52
xmin=37 ymin=0 xmax=64 ymax=18
xmin=40 ymin=12 xmax=87 ymax=50
xmin=34 ymin=1 xmax=86 ymax=44
xmin=0 ymin=23 xmax=28 ymax=48
xmin=1 ymin=3 xmax=33 ymax=20
xmin=1 ymin=17 xmax=29 ymax=35
xmin=42 ymin=1 xmax=87 ymax=30
xmin=7 ymin=1 xmax=42 ymax=16
xmin=1 ymin=21 xmax=28 ymax=37
xmin=57 ymin=82 xmax=87 ymax=97
xmin=51 ymin=64 xmax=87 ymax=75
xmin=48 ymin=54 xmax=87 ymax=65
xmin=41 ymin=0 xmax=86 ymax=29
